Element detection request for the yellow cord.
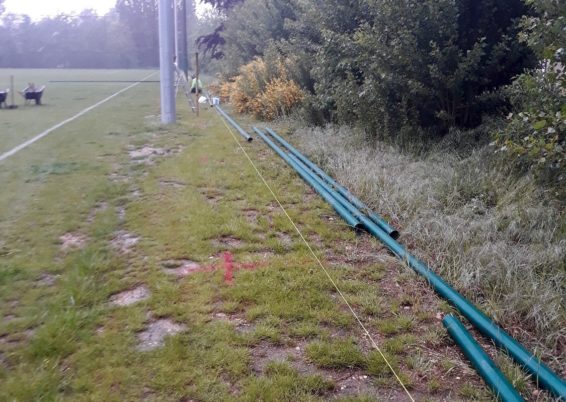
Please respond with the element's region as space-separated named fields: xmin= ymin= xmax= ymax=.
xmin=215 ymin=113 xmax=415 ymax=402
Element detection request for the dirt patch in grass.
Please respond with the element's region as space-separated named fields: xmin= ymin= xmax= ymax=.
xmin=198 ymin=187 xmax=224 ymax=205
xmin=110 ymin=231 xmax=139 ymax=254
xmin=59 ymin=232 xmax=88 ymax=251
xmin=136 ymin=318 xmax=186 ymax=351
xmin=325 ymin=233 xmax=389 ymax=267
xmin=162 ymin=259 xmax=203 ymax=277
xmin=159 ymin=179 xmax=187 ymax=189
xmin=108 ymin=172 xmax=130 ymax=183
xmin=250 ymin=341 xmax=394 ymax=399
xmin=243 ymin=209 xmax=260 ymax=223
xmin=110 ymin=285 xmax=150 ymax=306
xmin=3 ymin=314 xmax=17 ymax=323
xmin=129 ymin=146 xmax=166 ymax=160
xmin=276 ymin=232 xmax=293 ymax=248
xmin=213 ymin=312 xmax=254 ymax=333
xmin=211 ymin=236 xmax=244 ymax=249
xmin=251 ymin=342 xmax=305 ymax=374
xmin=117 ymin=207 xmax=127 ymax=222
xmin=87 ymin=202 xmax=108 ymax=223
xmin=128 ymin=145 xmax=184 ymax=165
xmin=34 ymin=273 xmax=59 ymax=287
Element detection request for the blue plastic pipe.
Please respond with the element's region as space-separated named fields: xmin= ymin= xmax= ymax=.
xmin=443 ymin=315 xmax=524 ymax=402
xmin=263 ymin=127 xmax=399 ymax=239
xmin=258 ymin=128 xmax=566 ymax=399
xmin=252 ymin=127 xmax=362 ymax=229
xmin=215 ymin=106 xmax=253 ymax=142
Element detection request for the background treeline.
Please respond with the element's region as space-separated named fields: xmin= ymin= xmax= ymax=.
xmin=209 ymin=0 xmax=565 ymax=187
xmin=0 ymin=0 xmax=219 ymax=69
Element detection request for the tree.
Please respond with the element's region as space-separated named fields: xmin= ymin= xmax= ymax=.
xmin=219 ymin=0 xmax=296 ymax=75
xmin=116 ymin=0 xmax=159 ymax=66
xmin=305 ymin=0 xmax=534 ymax=140
xmin=497 ymin=0 xmax=565 ymax=186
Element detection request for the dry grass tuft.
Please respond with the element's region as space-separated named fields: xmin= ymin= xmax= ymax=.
xmin=221 ymin=58 xmax=303 ymax=121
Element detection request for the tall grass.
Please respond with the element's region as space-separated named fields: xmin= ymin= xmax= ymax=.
xmin=291 ymin=125 xmax=565 ymax=365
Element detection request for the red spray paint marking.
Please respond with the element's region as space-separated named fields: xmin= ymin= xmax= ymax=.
xmin=177 ymin=252 xmax=265 ymax=285
xmin=223 ymin=252 xmax=234 ymax=284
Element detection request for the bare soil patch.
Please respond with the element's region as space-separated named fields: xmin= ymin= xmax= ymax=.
xmin=35 ymin=273 xmax=59 ymax=287
xmin=128 ymin=145 xmax=184 ymax=165
xmin=162 ymin=259 xmax=203 ymax=277
xmin=110 ymin=285 xmax=150 ymax=306
xmin=87 ymin=202 xmax=109 ymax=223
xmin=250 ymin=341 xmax=387 ymax=398
xmin=325 ymin=233 xmax=389 ymax=267
xmin=59 ymin=232 xmax=88 ymax=251
xmin=117 ymin=207 xmax=126 ymax=222
xmin=108 ymin=172 xmax=130 ymax=183
xmin=211 ymin=236 xmax=244 ymax=249
xmin=159 ymin=179 xmax=187 ymax=189
xmin=242 ymin=209 xmax=260 ymax=223
xmin=110 ymin=231 xmax=139 ymax=254
xmin=136 ymin=318 xmax=186 ymax=352
xmin=129 ymin=146 xmax=166 ymax=160
xmin=212 ymin=312 xmax=254 ymax=333
xmin=198 ymin=187 xmax=224 ymax=205
xmin=276 ymin=232 xmax=293 ymax=248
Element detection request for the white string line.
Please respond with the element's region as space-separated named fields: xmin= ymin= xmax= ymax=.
xmin=215 ymin=113 xmax=415 ymax=402
xmin=0 ymin=72 xmax=156 ymax=163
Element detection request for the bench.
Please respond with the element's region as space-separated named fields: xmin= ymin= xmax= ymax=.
xmin=20 ymin=86 xmax=45 ymax=105
xmin=0 ymin=90 xmax=7 ymax=108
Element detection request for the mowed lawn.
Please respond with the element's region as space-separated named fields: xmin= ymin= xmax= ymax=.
xmin=0 ymin=69 xmax=500 ymax=401
xmin=0 ymin=69 xmax=154 ymax=154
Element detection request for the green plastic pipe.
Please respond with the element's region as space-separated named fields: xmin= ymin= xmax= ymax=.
xmin=252 ymin=127 xmax=362 ymax=229
xmin=356 ymin=208 xmax=566 ymax=399
xmin=258 ymin=128 xmax=566 ymax=399
xmin=287 ymin=153 xmax=391 ymax=235
xmin=443 ymin=315 xmax=524 ymax=402
xmin=263 ymin=127 xmax=399 ymax=239
xmin=215 ymin=106 xmax=253 ymax=142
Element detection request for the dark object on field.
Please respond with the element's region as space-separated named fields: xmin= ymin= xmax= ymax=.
xmin=0 ymin=90 xmax=8 ymax=108
xmin=19 ymin=84 xmax=45 ymax=105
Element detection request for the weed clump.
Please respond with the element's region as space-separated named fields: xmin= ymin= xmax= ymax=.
xmin=223 ymin=58 xmax=304 ymax=121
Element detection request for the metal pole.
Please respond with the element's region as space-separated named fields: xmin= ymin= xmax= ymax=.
xmin=173 ymin=0 xmax=179 ymax=63
xmin=10 ymin=76 xmax=15 ymax=106
xmin=158 ymin=0 xmax=176 ymax=124
xmin=178 ymin=0 xmax=189 ymax=77
xmin=195 ymin=52 xmax=199 ymax=117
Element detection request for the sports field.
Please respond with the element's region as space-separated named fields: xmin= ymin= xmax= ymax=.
xmin=0 ymin=69 xmax=514 ymax=400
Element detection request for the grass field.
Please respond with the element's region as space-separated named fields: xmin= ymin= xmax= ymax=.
xmin=0 ymin=69 xmax=553 ymax=401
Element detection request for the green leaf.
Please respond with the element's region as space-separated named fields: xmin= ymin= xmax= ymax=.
xmin=532 ymin=120 xmax=547 ymax=130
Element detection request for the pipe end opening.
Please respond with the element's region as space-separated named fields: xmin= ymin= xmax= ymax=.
xmin=247 ymin=137 xmax=253 ymax=142
xmin=390 ymin=230 xmax=400 ymax=240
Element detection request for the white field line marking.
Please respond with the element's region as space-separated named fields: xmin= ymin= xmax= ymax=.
xmin=0 ymin=72 xmax=156 ymax=163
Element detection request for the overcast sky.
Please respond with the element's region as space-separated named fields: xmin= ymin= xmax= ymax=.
xmin=3 ymin=0 xmax=211 ymax=20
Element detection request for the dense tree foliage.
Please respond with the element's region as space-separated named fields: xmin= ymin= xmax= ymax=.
xmin=497 ymin=0 xmax=565 ymax=185
xmin=116 ymin=0 xmax=159 ymax=67
xmin=212 ymin=0 xmax=535 ymax=140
